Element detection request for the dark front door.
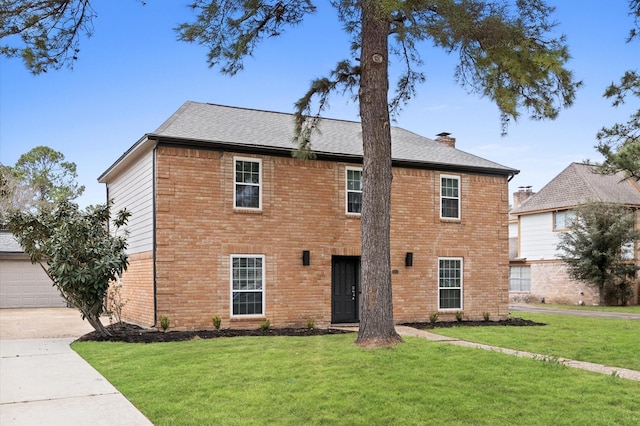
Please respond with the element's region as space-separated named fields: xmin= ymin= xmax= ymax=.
xmin=331 ymin=256 xmax=360 ymax=323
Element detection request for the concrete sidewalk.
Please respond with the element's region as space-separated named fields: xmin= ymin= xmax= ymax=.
xmin=394 ymin=326 xmax=640 ymax=382
xmin=0 ymin=309 xmax=153 ymax=425
xmin=509 ymin=303 xmax=640 ymax=320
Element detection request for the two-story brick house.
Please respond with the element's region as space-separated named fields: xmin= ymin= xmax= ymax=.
xmin=99 ymin=101 xmax=518 ymax=330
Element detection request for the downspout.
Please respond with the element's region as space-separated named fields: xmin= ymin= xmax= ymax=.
xmin=152 ymin=145 xmax=158 ymax=327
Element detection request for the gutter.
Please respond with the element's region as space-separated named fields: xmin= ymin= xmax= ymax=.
xmin=149 ymin=135 xmax=520 ymax=179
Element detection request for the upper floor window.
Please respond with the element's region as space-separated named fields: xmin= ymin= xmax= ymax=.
xmin=235 ymin=158 xmax=261 ymax=209
xmin=438 ymin=257 xmax=463 ymax=310
xmin=346 ymin=168 xmax=363 ymax=214
xmin=553 ymin=210 xmax=575 ymax=231
xmin=440 ymin=175 xmax=460 ymax=219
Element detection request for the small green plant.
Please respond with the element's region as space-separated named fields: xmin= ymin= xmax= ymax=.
xmin=483 ymin=312 xmax=490 ymax=322
xmin=106 ymin=284 xmax=127 ymax=327
xmin=307 ymin=318 xmax=315 ymax=330
xmin=455 ymin=311 xmax=464 ymax=322
xmin=212 ymin=315 xmax=222 ymax=330
xmin=160 ymin=315 xmax=170 ymax=331
xmin=260 ymin=319 xmax=271 ymax=332
xmin=429 ymin=312 xmax=439 ymax=324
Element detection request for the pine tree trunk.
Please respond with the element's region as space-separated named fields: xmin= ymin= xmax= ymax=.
xmin=355 ymin=0 xmax=402 ymax=347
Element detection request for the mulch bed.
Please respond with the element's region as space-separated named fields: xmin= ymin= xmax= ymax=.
xmin=76 ymin=317 xmax=544 ymax=343
xmin=401 ymin=317 xmax=545 ymax=329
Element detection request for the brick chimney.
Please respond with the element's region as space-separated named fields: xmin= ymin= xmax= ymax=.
xmin=436 ymin=132 xmax=456 ymax=148
xmin=513 ymin=186 xmax=535 ymax=208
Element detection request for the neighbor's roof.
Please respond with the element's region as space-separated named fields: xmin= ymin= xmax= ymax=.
xmin=100 ymin=101 xmax=518 ymax=181
xmin=511 ymin=162 xmax=640 ymax=215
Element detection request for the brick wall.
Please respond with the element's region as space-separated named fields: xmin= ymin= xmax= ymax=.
xmin=145 ymin=146 xmax=510 ymax=330
xmin=520 ymin=260 xmax=639 ymax=306
xmin=118 ymin=251 xmax=155 ymax=326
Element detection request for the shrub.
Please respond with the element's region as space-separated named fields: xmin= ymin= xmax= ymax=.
xmin=429 ymin=312 xmax=439 ymax=324
xmin=212 ymin=315 xmax=222 ymax=330
xmin=455 ymin=311 xmax=464 ymax=322
xmin=260 ymin=319 xmax=270 ymax=332
xmin=307 ymin=318 xmax=315 ymax=330
xmin=160 ymin=315 xmax=170 ymax=331
xmin=483 ymin=312 xmax=490 ymax=321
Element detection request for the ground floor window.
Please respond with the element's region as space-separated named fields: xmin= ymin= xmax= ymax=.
xmin=231 ymin=255 xmax=264 ymax=316
xmin=509 ymin=266 xmax=531 ymax=292
xmin=438 ymin=257 xmax=463 ymax=310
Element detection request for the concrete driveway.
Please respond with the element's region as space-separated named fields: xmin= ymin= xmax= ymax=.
xmin=0 ymin=308 xmax=153 ymax=426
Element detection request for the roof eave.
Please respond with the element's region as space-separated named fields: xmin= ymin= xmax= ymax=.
xmin=148 ymin=135 xmax=519 ymax=177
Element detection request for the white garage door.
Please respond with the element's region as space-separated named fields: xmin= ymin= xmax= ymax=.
xmin=0 ymin=260 xmax=66 ymax=308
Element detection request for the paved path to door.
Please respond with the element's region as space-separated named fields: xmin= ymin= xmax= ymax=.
xmin=0 ymin=308 xmax=152 ymax=426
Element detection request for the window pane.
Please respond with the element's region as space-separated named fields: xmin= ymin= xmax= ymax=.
xmin=347 ymin=170 xmax=362 ymax=191
xmin=232 ymin=292 xmax=263 ymax=315
xmin=439 ymin=289 xmax=461 ymax=309
xmin=441 ymin=178 xmax=458 ymax=197
xmin=348 ymin=192 xmax=362 ymax=214
xmin=441 ymin=198 xmax=459 ymax=218
xmin=236 ymin=185 xmax=259 ymax=208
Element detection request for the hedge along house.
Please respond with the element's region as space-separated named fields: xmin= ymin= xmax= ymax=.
xmin=98 ymin=101 xmax=518 ymax=330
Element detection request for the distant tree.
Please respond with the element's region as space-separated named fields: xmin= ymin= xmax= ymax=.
xmin=557 ymin=202 xmax=639 ymax=306
xmin=594 ymin=0 xmax=640 ymax=180
xmin=0 ymin=164 xmax=36 ymax=224
xmin=13 ymin=146 xmax=85 ymax=207
xmin=1 ymin=1 xmax=581 ymax=346
xmin=8 ymin=201 xmax=130 ymax=337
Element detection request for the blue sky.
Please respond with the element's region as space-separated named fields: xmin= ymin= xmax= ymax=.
xmin=1 ymin=1 xmax=637 ymax=208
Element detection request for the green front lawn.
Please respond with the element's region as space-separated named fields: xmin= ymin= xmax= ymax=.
xmin=431 ymin=313 xmax=640 ymax=371
xmin=73 ymin=329 xmax=640 ymax=425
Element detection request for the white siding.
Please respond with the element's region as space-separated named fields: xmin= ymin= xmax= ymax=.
xmin=107 ymin=149 xmax=154 ymax=254
xmin=519 ymin=212 xmax=563 ymax=260
xmin=508 ymin=221 xmax=518 ymax=238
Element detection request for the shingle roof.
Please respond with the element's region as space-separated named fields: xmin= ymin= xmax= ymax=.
xmin=511 ymin=162 xmax=640 ymax=215
xmin=149 ymin=101 xmax=517 ymax=175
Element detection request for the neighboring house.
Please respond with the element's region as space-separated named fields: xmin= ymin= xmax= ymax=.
xmin=0 ymin=228 xmax=66 ymax=308
xmin=98 ymin=101 xmax=518 ymax=330
xmin=509 ymin=163 xmax=640 ymax=305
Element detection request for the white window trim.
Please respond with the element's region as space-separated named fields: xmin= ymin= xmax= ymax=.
xmin=438 ymin=257 xmax=464 ymax=311
xmin=229 ymin=254 xmax=266 ymax=318
xmin=345 ymin=166 xmax=363 ymax=215
xmin=234 ymin=157 xmax=262 ymax=211
xmin=552 ymin=210 xmax=575 ymax=231
xmin=440 ymin=174 xmax=461 ymax=220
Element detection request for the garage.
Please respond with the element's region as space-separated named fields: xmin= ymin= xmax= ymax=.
xmin=0 ymin=231 xmax=66 ymax=308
